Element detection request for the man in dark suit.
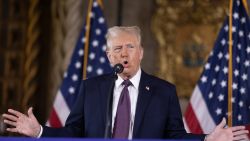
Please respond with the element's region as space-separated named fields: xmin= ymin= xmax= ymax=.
xmin=2 ymin=26 xmax=249 ymax=141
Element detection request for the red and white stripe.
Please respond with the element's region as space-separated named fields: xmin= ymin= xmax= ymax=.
xmin=184 ymin=86 xmax=216 ymax=134
xmin=46 ymin=91 xmax=70 ymax=127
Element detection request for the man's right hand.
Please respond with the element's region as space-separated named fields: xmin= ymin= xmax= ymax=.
xmin=2 ymin=107 xmax=41 ymax=137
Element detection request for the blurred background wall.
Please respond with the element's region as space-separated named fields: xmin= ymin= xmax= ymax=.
xmin=0 ymin=0 xmax=249 ymax=136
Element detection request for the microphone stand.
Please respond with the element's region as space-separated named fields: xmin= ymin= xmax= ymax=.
xmin=104 ymin=73 xmax=118 ymax=138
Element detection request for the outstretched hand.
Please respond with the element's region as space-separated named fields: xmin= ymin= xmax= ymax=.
xmin=206 ymin=118 xmax=249 ymax=141
xmin=2 ymin=107 xmax=41 ymax=137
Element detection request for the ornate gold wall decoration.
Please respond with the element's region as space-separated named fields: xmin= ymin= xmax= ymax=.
xmin=152 ymin=0 xmax=229 ymax=97
xmin=0 ymin=0 xmax=29 ymax=135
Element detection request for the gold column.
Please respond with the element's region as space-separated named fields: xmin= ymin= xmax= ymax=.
xmin=22 ymin=0 xmax=41 ymax=110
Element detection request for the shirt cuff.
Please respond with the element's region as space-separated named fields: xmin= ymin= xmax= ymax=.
xmin=36 ymin=125 xmax=43 ymax=138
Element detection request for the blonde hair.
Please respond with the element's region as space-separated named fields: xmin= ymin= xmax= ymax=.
xmin=106 ymin=26 xmax=141 ymax=49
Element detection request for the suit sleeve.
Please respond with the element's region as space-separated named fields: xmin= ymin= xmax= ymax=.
xmin=42 ymin=80 xmax=86 ymax=137
xmin=165 ymin=85 xmax=205 ymax=140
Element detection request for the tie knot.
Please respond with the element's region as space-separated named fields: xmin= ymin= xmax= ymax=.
xmin=122 ymin=80 xmax=132 ymax=87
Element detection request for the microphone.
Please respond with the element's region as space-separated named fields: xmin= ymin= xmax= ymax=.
xmin=104 ymin=63 xmax=124 ymax=138
xmin=113 ymin=63 xmax=124 ymax=75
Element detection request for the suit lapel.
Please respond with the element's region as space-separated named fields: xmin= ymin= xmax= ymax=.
xmin=133 ymin=71 xmax=153 ymax=137
xmin=99 ymin=74 xmax=114 ymax=126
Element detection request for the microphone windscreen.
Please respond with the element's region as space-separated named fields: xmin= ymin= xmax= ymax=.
xmin=114 ymin=63 xmax=124 ymax=74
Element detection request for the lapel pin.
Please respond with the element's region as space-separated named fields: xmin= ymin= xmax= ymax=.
xmin=146 ymin=86 xmax=150 ymax=91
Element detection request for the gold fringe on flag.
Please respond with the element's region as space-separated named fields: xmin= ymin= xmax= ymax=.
xmin=242 ymin=0 xmax=249 ymax=13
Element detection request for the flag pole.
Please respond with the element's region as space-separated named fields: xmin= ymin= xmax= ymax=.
xmin=228 ymin=0 xmax=233 ymax=127
xmin=83 ymin=0 xmax=93 ymax=80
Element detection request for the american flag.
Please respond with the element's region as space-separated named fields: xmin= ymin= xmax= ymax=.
xmin=46 ymin=0 xmax=112 ymax=127
xmin=184 ymin=0 xmax=250 ymax=134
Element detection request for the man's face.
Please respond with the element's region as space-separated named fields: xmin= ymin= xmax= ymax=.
xmin=106 ymin=32 xmax=143 ymax=79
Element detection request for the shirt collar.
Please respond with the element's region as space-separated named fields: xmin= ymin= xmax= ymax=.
xmin=115 ymin=68 xmax=141 ymax=90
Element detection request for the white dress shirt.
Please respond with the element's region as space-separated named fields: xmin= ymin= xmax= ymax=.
xmin=38 ymin=68 xmax=142 ymax=139
xmin=111 ymin=68 xmax=141 ymax=140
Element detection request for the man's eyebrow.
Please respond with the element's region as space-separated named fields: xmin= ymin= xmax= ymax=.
xmin=113 ymin=45 xmax=122 ymax=48
xmin=125 ymin=43 xmax=134 ymax=46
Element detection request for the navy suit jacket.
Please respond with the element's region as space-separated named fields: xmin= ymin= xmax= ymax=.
xmin=42 ymin=71 xmax=205 ymax=140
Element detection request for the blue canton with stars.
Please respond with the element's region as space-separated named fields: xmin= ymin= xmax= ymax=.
xmin=198 ymin=0 xmax=250 ymax=126
xmin=60 ymin=0 xmax=112 ymax=110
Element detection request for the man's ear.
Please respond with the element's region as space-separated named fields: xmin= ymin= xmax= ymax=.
xmin=140 ymin=47 xmax=144 ymax=60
